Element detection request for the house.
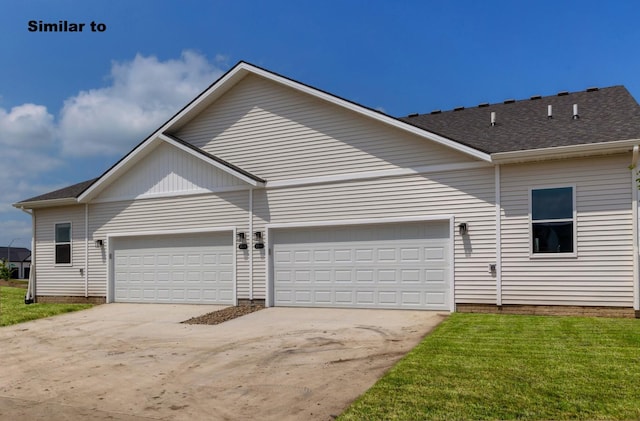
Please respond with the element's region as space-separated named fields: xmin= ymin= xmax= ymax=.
xmin=0 ymin=247 xmax=31 ymax=279
xmin=13 ymin=62 xmax=640 ymax=317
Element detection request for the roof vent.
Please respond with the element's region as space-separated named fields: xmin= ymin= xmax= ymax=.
xmin=547 ymin=105 xmax=553 ymax=119
xmin=530 ymin=95 xmax=542 ymax=100
xmin=430 ymin=109 xmax=442 ymax=114
xmin=586 ymin=87 xmax=599 ymax=92
xmin=557 ymin=91 xmax=569 ymax=96
xmin=572 ymin=103 xmax=579 ymax=119
xmin=503 ymin=99 xmax=515 ymax=104
xmin=453 ymin=106 xmax=465 ymax=111
xmin=407 ymin=113 xmax=419 ymax=117
xmin=490 ymin=111 xmax=496 ymax=127
xmin=478 ymin=102 xmax=489 ymax=108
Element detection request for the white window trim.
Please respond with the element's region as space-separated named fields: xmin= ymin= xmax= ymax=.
xmin=528 ymin=185 xmax=577 ymax=259
xmin=54 ymin=221 xmax=73 ymax=266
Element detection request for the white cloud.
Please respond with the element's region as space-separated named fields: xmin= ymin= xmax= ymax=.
xmin=0 ymin=104 xmax=63 ymax=215
xmin=0 ymin=50 xmax=227 ymax=246
xmin=58 ymin=50 xmax=225 ymax=156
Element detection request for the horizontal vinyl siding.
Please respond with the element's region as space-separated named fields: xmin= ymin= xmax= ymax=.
xmin=258 ymin=168 xmax=497 ymax=304
xmin=176 ymin=74 xmax=478 ymax=181
xmin=87 ymin=191 xmax=252 ymax=299
xmin=501 ymin=154 xmax=633 ymax=307
xmin=34 ymin=206 xmax=87 ymax=297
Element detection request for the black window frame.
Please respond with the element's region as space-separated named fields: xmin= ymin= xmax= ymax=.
xmin=530 ymin=186 xmax=576 ymax=256
xmin=55 ymin=222 xmax=72 ymax=265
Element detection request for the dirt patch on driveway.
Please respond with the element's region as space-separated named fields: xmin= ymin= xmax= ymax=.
xmin=182 ymin=304 xmax=265 ymax=325
xmin=0 ymin=304 xmax=446 ymax=421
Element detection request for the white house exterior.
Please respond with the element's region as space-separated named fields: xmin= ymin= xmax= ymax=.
xmin=14 ymin=62 xmax=640 ymax=317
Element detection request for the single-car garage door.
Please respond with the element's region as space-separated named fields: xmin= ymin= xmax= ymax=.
xmin=113 ymin=232 xmax=234 ymax=304
xmin=273 ymin=221 xmax=451 ymax=310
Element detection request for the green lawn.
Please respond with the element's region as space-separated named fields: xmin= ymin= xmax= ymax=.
xmin=340 ymin=313 xmax=640 ymax=421
xmin=0 ymin=286 xmax=93 ymax=327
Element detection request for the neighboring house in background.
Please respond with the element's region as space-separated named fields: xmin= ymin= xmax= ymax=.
xmin=13 ymin=62 xmax=640 ymax=317
xmin=0 ymin=247 xmax=31 ymax=279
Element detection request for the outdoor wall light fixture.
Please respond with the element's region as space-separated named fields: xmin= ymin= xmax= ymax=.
xmin=94 ymin=239 xmax=104 ymax=248
xmin=458 ymin=223 xmax=468 ymax=235
xmin=254 ymin=231 xmax=264 ymax=249
xmin=237 ymin=232 xmax=248 ymax=249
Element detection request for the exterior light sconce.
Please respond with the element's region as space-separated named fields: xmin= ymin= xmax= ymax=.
xmin=254 ymin=231 xmax=264 ymax=249
xmin=94 ymin=239 xmax=104 ymax=248
xmin=458 ymin=223 xmax=468 ymax=235
xmin=237 ymin=232 xmax=248 ymax=249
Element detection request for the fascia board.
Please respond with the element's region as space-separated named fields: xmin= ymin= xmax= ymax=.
xmin=159 ymin=133 xmax=263 ymax=186
xmin=491 ymin=138 xmax=640 ymax=164
xmin=13 ymin=198 xmax=78 ymax=209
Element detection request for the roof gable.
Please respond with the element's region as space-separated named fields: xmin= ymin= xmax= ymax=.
xmin=77 ymin=133 xmax=264 ymax=203
xmin=91 ymin=140 xmax=251 ymax=203
xmin=162 ymin=61 xmax=491 ymax=162
xmin=173 ymin=73 xmax=481 ymax=181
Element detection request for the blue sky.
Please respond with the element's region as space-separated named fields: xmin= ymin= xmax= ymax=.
xmin=1 ymin=0 xmax=640 ymax=248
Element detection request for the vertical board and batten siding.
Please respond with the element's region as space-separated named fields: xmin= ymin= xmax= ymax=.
xmin=34 ymin=205 xmax=87 ymax=296
xmin=96 ymin=142 xmax=246 ymax=202
xmin=256 ymin=167 xmax=497 ymax=304
xmin=175 ymin=74 xmax=478 ymax=181
xmin=501 ymin=154 xmax=633 ymax=306
xmin=87 ymin=191 xmax=252 ymax=298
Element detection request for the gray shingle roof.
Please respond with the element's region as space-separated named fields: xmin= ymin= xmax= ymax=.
xmin=0 ymin=247 xmax=31 ymax=262
xmin=17 ymin=178 xmax=98 ymax=203
xmin=399 ymin=86 xmax=640 ymax=153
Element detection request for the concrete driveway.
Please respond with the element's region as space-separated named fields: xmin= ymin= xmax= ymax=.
xmin=0 ymin=304 xmax=446 ymax=420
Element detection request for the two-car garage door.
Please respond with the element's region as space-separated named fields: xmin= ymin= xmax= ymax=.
xmin=113 ymin=232 xmax=234 ymax=304
xmin=272 ymin=221 xmax=451 ymax=310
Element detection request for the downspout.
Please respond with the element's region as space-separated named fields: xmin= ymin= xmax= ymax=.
xmin=249 ymin=188 xmax=253 ymax=301
xmin=20 ymin=207 xmax=35 ymax=303
xmin=84 ymin=203 xmax=89 ymax=298
xmin=631 ymin=145 xmax=639 ymax=311
xmin=495 ymin=165 xmax=502 ymax=307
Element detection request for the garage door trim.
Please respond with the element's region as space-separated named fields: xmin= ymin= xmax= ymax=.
xmin=266 ymin=215 xmax=455 ymax=310
xmin=106 ymin=227 xmax=237 ymax=304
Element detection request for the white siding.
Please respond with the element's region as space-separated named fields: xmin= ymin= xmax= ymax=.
xmin=34 ymin=205 xmax=87 ymax=297
xmin=176 ymin=74 xmax=478 ymax=181
xmin=257 ymin=167 xmax=497 ymax=304
xmin=501 ymin=154 xmax=634 ymax=306
xmin=95 ymin=142 xmax=246 ymax=202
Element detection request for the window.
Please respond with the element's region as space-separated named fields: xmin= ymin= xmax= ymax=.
xmin=55 ymin=223 xmax=71 ymax=264
xmin=531 ymin=187 xmax=574 ymax=254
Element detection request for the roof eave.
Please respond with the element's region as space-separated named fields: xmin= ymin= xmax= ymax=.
xmin=13 ymin=197 xmax=78 ymax=209
xmin=490 ymin=138 xmax=640 ymax=164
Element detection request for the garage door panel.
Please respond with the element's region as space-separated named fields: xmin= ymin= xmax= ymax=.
xmin=273 ymin=222 xmax=451 ymax=310
xmin=114 ymin=232 xmax=233 ymax=304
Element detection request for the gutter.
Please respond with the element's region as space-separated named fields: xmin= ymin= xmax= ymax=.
xmin=19 ymin=207 xmax=35 ymax=304
xmin=632 ymin=146 xmax=639 ymax=311
xmin=491 ymin=138 xmax=640 ymax=164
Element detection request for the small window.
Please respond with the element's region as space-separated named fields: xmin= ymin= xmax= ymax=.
xmin=531 ymin=187 xmax=574 ymax=254
xmin=55 ymin=223 xmax=71 ymax=264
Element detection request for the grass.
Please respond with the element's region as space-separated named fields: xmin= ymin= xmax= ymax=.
xmin=339 ymin=313 xmax=640 ymax=420
xmin=0 ymin=286 xmax=93 ymax=327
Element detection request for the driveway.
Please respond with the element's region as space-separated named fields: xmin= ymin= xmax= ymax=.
xmin=0 ymin=304 xmax=446 ymax=420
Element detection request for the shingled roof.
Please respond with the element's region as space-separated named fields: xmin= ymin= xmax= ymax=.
xmin=399 ymin=86 xmax=640 ymax=154
xmin=17 ymin=178 xmax=98 ymax=203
